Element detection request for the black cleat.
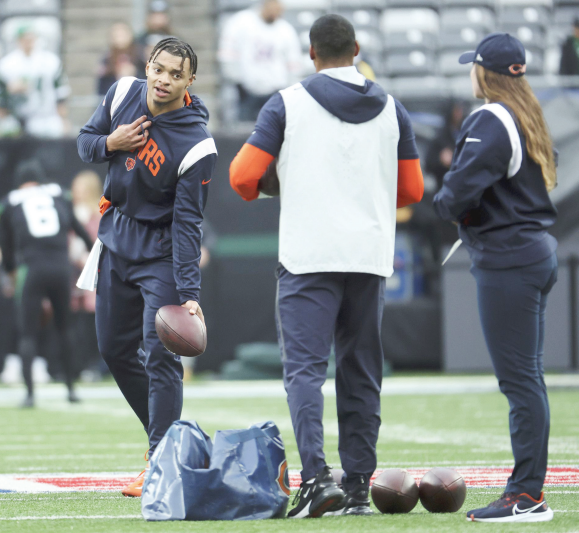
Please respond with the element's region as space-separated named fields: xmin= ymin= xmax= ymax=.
xmin=288 ymin=466 xmax=345 ymax=518
xmin=466 ymin=492 xmax=554 ymax=523
xmin=326 ymin=474 xmax=374 ymax=516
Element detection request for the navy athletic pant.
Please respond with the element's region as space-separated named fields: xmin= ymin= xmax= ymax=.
xmin=96 ymin=246 xmax=183 ymax=454
xmin=472 ymin=253 xmax=558 ymax=498
xmin=275 ymin=264 xmax=386 ymax=484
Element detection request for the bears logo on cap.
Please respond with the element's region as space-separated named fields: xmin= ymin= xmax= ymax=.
xmin=509 ymin=64 xmax=526 ymax=75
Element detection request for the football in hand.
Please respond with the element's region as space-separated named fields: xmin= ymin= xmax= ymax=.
xmin=155 ymin=305 xmax=207 ymax=357
xmin=257 ymin=159 xmax=280 ymax=197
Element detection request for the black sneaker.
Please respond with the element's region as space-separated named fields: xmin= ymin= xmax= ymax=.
xmin=288 ymin=466 xmax=345 ymax=518
xmin=20 ymin=395 xmax=34 ymax=408
xmin=325 ymin=474 xmax=374 ymax=516
xmin=466 ymin=492 xmax=554 ymax=523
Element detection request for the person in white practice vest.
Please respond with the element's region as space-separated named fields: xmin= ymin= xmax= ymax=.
xmin=230 ymin=15 xmax=424 ymax=518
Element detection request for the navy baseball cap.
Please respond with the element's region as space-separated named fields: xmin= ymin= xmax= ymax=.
xmin=459 ymin=32 xmax=526 ymax=77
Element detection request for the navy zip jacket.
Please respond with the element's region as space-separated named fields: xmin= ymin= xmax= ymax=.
xmin=433 ymin=102 xmax=557 ymax=269
xmin=77 ymin=77 xmax=217 ymax=303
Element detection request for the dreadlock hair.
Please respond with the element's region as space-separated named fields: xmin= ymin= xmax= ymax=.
xmin=149 ymin=37 xmax=198 ymax=76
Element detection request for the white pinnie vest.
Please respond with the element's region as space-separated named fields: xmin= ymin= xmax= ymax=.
xmin=276 ymin=72 xmax=400 ymax=277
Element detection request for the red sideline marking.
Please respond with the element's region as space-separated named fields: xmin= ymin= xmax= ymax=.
xmin=8 ymin=467 xmax=579 ymax=492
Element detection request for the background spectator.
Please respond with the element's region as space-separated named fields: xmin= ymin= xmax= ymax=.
xmin=218 ymin=0 xmax=302 ymax=121
xmin=69 ymin=170 xmax=103 ymax=379
xmin=425 ymin=99 xmax=469 ymax=190
xmin=560 ymin=17 xmax=579 ymax=76
xmin=97 ymin=22 xmax=139 ymax=96
xmin=0 ymin=26 xmax=70 ymax=138
xmin=135 ymin=0 xmax=174 ymax=78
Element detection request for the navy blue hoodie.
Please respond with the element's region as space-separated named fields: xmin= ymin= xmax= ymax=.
xmin=433 ymin=102 xmax=557 ymax=269
xmin=246 ymin=70 xmax=419 ymax=160
xmin=77 ymin=77 xmax=217 ymax=303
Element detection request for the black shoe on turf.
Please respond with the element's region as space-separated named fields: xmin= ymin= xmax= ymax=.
xmin=466 ymin=491 xmax=554 ymax=523
xmin=342 ymin=476 xmax=374 ymax=516
xmin=68 ymin=390 xmax=81 ymax=403
xmin=325 ymin=474 xmax=374 ymax=516
xmin=20 ymin=395 xmax=34 ymax=408
xmin=288 ymin=466 xmax=345 ymax=518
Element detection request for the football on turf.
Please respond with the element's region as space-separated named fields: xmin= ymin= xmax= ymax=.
xmin=371 ymin=469 xmax=419 ymax=514
xmin=155 ymin=305 xmax=207 ymax=357
xmin=419 ymin=468 xmax=466 ymax=513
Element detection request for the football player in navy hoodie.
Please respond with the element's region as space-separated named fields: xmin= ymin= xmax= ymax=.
xmin=77 ymin=38 xmax=216 ymax=497
xmin=434 ymin=34 xmax=557 ymax=523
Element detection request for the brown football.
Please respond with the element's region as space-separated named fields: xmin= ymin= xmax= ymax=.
xmin=371 ymin=469 xmax=419 ymax=514
xmin=155 ymin=305 xmax=207 ymax=357
xmin=419 ymin=468 xmax=466 ymax=513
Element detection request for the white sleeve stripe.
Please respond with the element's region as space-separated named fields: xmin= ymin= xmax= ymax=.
xmin=178 ymin=138 xmax=217 ymax=177
xmin=471 ymin=103 xmax=522 ymax=178
xmin=110 ymin=77 xmax=137 ymax=119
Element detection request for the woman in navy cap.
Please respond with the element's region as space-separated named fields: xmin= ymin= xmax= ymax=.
xmin=434 ymin=33 xmax=557 ymax=523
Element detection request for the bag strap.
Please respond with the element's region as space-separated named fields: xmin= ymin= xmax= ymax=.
xmin=224 ymin=424 xmax=279 ymax=444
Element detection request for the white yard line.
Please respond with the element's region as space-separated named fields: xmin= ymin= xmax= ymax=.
xmin=0 ymin=374 xmax=577 ymax=404
xmin=0 ymin=515 xmax=141 ymax=521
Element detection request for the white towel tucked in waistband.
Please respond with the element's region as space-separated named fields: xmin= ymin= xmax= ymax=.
xmin=77 ymin=238 xmax=103 ymax=291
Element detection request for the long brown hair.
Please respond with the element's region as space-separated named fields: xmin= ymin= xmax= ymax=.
xmin=475 ymin=64 xmax=556 ymax=192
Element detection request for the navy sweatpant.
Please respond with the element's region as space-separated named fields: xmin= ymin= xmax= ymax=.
xmin=276 ymin=265 xmax=386 ymax=484
xmin=96 ymin=246 xmax=183 ymax=454
xmin=472 ymin=253 xmax=558 ymax=498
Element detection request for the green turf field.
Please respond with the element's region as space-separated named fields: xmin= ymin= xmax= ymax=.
xmin=0 ymin=378 xmax=578 ymax=532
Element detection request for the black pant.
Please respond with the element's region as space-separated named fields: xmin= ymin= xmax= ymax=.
xmin=17 ymin=262 xmax=75 ymax=396
xmin=472 ymin=253 xmax=558 ymax=498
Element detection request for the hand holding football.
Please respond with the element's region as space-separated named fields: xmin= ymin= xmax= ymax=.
xmin=155 ymin=305 xmax=207 ymax=357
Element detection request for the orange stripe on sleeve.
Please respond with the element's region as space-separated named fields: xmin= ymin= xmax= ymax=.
xmin=230 ymin=143 xmax=275 ymax=202
xmin=397 ymin=159 xmax=424 ymax=208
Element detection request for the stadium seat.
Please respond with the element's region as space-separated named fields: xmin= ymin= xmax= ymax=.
xmin=501 ymin=23 xmax=546 ymax=47
xmin=440 ymin=7 xmax=496 ymax=32
xmin=333 ymin=0 xmax=387 ymax=7
xmin=498 ymin=0 xmax=553 ymax=6
xmin=386 ymin=0 xmax=441 ymax=9
xmin=381 ymin=8 xmax=440 ymax=36
xmin=384 ymin=49 xmax=437 ymax=77
xmin=441 ymin=0 xmax=497 ymax=9
xmin=553 ymin=5 xmax=579 ymax=24
xmin=356 ymin=28 xmax=385 ymax=74
xmin=282 ymin=0 xmax=330 ymax=9
xmin=439 ymin=50 xmax=474 ymax=75
xmin=498 ymin=5 xmax=551 ymax=29
xmin=1 ymin=0 xmax=60 ymax=17
xmin=385 ymin=29 xmax=438 ymax=52
xmin=439 ymin=26 xmax=486 ymax=50
xmin=284 ymin=9 xmax=324 ymax=32
xmin=524 ymin=46 xmax=545 ymax=73
xmin=0 ymin=16 xmax=61 ymax=55
xmin=216 ymin=0 xmax=254 ymax=12
xmin=544 ymin=44 xmax=562 ymax=73
xmin=336 ymin=9 xmax=381 ymax=30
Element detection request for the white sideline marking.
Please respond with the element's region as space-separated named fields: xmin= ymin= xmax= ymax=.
xmin=0 ymin=515 xmax=141 ymax=521
xmin=0 ymin=374 xmax=577 ymax=404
